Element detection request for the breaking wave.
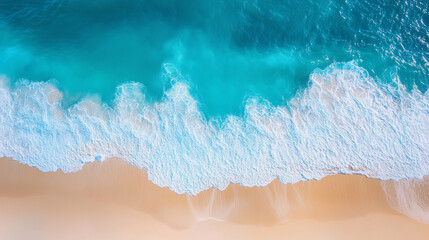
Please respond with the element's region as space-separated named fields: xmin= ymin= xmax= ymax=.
xmin=0 ymin=62 xmax=428 ymax=194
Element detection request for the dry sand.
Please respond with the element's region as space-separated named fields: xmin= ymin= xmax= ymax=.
xmin=0 ymin=157 xmax=428 ymax=240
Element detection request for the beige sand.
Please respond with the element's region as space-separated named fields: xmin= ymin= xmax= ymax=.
xmin=0 ymin=157 xmax=428 ymax=240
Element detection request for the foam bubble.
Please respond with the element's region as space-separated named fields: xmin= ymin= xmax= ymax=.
xmin=0 ymin=62 xmax=428 ymax=194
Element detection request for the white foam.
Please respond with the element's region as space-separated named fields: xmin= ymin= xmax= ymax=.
xmin=0 ymin=62 xmax=428 ymax=195
xmin=381 ymin=176 xmax=429 ymax=223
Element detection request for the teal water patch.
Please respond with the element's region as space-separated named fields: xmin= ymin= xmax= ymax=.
xmin=0 ymin=0 xmax=427 ymax=116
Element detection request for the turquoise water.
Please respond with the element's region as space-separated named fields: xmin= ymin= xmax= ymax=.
xmin=1 ymin=0 xmax=427 ymax=116
xmin=0 ymin=1 xmax=428 ymax=194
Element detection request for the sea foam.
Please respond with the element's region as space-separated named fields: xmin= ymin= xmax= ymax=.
xmin=0 ymin=62 xmax=428 ymax=194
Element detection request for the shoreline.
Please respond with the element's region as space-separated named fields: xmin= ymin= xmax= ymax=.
xmin=0 ymin=157 xmax=428 ymax=239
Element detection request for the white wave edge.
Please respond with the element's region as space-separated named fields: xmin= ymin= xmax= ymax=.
xmin=0 ymin=62 xmax=428 ymax=195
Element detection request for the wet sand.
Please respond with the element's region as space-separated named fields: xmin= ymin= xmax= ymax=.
xmin=0 ymin=157 xmax=428 ymax=239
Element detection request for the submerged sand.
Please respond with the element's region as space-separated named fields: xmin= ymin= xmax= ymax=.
xmin=0 ymin=157 xmax=428 ymax=240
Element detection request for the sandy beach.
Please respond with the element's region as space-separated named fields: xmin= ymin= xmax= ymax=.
xmin=0 ymin=157 xmax=428 ymax=240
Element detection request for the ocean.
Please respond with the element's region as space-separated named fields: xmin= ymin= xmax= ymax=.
xmin=0 ymin=0 xmax=428 ymax=194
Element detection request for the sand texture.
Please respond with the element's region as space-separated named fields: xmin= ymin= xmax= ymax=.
xmin=0 ymin=157 xmax=428 ymax=240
